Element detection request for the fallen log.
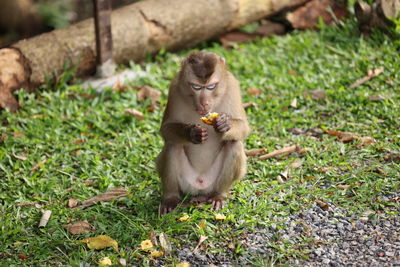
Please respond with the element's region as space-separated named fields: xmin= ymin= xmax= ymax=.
xmin=0 ymin=0 xmax=310 ymax=111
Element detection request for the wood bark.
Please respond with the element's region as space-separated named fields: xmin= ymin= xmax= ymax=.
xmin=0 ymin=0 xmax=310 ymax=111
xmin=355 ymin=0 xmax=400 ymax=33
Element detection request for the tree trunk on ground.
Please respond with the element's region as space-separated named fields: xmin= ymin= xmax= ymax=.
xmin=0 ymin=0 xmax=310 ymax=111
xmin=354 ymin=0 xmax=400 ymax=33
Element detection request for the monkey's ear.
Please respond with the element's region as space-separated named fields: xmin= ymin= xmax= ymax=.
xmin=220 ymin=57 xmax=226 ymax=65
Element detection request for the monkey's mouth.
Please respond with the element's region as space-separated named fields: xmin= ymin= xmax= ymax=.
xmin=197 ymin=110 xmax=209 ymax=116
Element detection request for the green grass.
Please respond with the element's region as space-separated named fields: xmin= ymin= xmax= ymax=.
xmin=1 ymin=19 xmax=399 ymax=266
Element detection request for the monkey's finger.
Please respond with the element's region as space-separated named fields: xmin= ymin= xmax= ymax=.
xmin=212 ymin=200 xmax=223 ymax=211
xmin=217 ymin=124 xmax=230 ymax=133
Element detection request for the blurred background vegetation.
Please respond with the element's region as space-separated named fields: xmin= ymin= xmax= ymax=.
xmin=0 ymin=0 xmax=139 ymax=47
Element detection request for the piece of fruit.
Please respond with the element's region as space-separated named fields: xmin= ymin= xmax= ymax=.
xmin=200 ymin=112 xmax=219 ymax=125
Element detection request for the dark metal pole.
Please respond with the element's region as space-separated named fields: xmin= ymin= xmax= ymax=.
xmin=93 ymin=0 xmax=115 ymax=77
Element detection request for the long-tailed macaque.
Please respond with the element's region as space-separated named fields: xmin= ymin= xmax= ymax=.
xmin=156 ymin=51 xmax=250 ymax=214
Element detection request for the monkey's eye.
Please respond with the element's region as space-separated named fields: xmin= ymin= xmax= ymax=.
xmin=206 ymin=83 xmax=217 ymax=90
xmin=191 ymin=84 xmax=202 ymax=90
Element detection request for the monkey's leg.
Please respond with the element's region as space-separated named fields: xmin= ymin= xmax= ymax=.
xmin=157 ymin=145 xmax=198 ymax=214
xmin=157 ymin=145 xmax=183 ymax=214
xmin=208 ymin=140 xmax=246 ymax=210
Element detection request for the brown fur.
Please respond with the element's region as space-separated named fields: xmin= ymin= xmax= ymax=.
xmin=187 ymin=52 xmax=217 ymax=82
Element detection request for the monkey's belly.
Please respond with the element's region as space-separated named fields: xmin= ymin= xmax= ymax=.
xmin=178 ymin=141 xmax=224 ymax=195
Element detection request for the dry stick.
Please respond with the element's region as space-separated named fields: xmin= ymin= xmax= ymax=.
xmin=259 ymin=145 xmax=298 ymax=160
xmin=38 ymin=210 xmax=52 ymax=228
xmin=245 ymin=148 xmax=266 ymax=157
xmin=349 ymin=68 xmax=383 ymax=89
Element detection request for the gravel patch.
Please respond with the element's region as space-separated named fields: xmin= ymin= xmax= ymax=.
xmin=168 ymin=195 xmax=400 ymax=266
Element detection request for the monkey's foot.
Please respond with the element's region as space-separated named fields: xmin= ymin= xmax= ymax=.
xmin=207 ymin=196 xmax=225 ymax=211
xmin=160 ymin=196 xmax=181 ymax=215
xmin=189 ymin=195 xmax=209 ymax=204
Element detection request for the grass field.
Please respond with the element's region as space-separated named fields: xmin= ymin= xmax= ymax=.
xmin=0 ymin=18 xmax=399 ymax=266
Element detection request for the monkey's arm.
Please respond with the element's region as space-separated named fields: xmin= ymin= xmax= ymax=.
xmin=160 ymin=122 xmax=191 ymax=143
xmin=161 ymin=122 xmax=208 ymax=144
xmin=222 ymin=117 xmax=250 ymax=141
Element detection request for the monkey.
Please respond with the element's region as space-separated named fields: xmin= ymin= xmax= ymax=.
xmin=156 ymin=51 xmax=250 ymax=214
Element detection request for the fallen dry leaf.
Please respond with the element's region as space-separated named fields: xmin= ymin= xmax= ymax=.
xmin=178 ymin=213 xmax=190 ymax=222
xmin=290 ymin=98 xmax=298 ymax=108
xmin=245 ymin=148 xmax=266 ymax=157
xmin=290 ymin=159 xmax=303 ymax=169
xmin=243 ymin=102 xmax=258 ymax=109
xmin=358 ymin=136 xmax=376 ymax=147
xmin=83 ymin=180 xmax=94 ymax=186
xmin=277 ymin=168 xmax=289 ymax=184
xmin=255 ymin=21 xmax=286 ymax=36
xmin=374 ymin=167 xmax=387 ymax=176
xmin=368 ymin=94 xmax=386 ymax=101
xmin=13 ymin=152 xmax=27 ymax=161
xmin=136 ymin=85 xmax=161 ymax=106
xmin=384 ymin=153 xmax=400 ymax=161
xmin=193 ymin=235 xmax=208 ymax=252
xmin=99 ymin=256 xmax=112 ymax=267
xmin=258 ymin=145 xmax=300 ymax=160
xmin=287 ymin=0 xmax=348 ymax=30
xmin=112 ymin=78 xmax=126 ymax=92
xmin=67 ymin=198 xmax=79 ymax=208
xmin=159 ymin=232 xmax=172 ymax=255
xmin=324 ymin=130 xmax=376 ymax=146
xmin=177 ymin=262 xmax=191 ymax=267
xmin=73 ymin=139 xmax=86 ymax=145
xmin=150 ymin=250 xmax=164 ymax=258
xmin=215 ymin=213 xmax=226 ymax=220
xmin=350 ymin=68 xmax=384 ymax=89
xmin=117 ymin=258 xmax=127 ymax=266
xmin=149 ymin=230 xmax=158 ymax=247
xmin=31 ymin=159 xmax=47 ymax=171
xmin=337 ymin=184 xmax=350 ymax=190
xmin=247 ymin=87 xmax=262 ymax=96
xmin=13 ymin=132 xmax=25 ymax=138
xmin=140 ymin=240 xmax=153 ymax=251
xmin=316 ymin=200 xmax=329 ymax=211
xmin=219 ymin=30 xmax=258 ymax=48
xmin=324 ymin=130 xmax=359 ymax=143
xmin=124 ymin=108 xmax=143 ymax=120
xmin=38 ymin=210 xmax=52 ymax=228
xmin=75 ymin=187 xmax=128 ymax=209
xmin=32 ymin=114 xmax=45 ymax=119
xmin=64 ymin=221 xmax=96 ymax=235
xmin=78 ymin=93 xmax=96 ymax=99
xmin=79 ymin=235 xmax=118 ymax=251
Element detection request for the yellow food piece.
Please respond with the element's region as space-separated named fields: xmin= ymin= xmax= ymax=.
xmin=99 ymin=257 xmax=112 ymax=266
xmin=79 ymin=235 xmax=118 ymax=251
xmin=140 ymin=239 xmax=153 ymax=250
xmin=150 ymin=250 xmax=164 ymax=258
xmin=178 ymin=213 xmax=190 ymax=222
xmin=177 ymin=262 xmax=191 ymax=267
xmin=214 ymin=213 xmax=226 ymax=220
xmin=200 ymin=112 xmax=219 ymax=125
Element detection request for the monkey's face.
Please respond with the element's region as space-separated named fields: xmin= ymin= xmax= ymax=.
xmin=181 ymin=52 xmax=226 ymax=115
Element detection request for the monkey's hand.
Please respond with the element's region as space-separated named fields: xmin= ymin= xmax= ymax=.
xmin=188 ymin=124 xmax=208 ymax=144
xmin=213 ymin=113 xmax=231 ymax=133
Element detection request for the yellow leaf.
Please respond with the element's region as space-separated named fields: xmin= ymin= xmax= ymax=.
xmin=198 ymin=220 xmax=207 ymax=229
xmin=140 ymin=239 xmax=153 ymax=250
xmin=79 ymin=235 xmax=118 ymax=251
xmin=214 ymin=213 xmax=226 ymax=220
xmin=99 ymin=257 xmax=112 ymax=267
xmin=150 ymin=250 xmax=164 ymax=258
xmin=178 ymin=213 xmax=190 ymax=222
xmin=177 ymin=262 xmax=191 ymax=267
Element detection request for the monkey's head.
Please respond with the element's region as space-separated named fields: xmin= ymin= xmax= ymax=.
xmin=180 ymin=51 xmax=227 ymax=116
